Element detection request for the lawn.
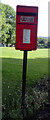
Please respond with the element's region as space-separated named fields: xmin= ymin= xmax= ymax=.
xmin=1 ymin=47 xmax=48 ymax=119
xmin=2 ymin=47 xmax=48 ymax=86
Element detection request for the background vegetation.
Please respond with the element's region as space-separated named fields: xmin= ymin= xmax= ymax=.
xmin=0 ymin=3 xmax=16 ymax=46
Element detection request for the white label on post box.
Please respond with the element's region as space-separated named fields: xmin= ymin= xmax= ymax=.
xmin=23 ymin=29 xmax=31 ymax=43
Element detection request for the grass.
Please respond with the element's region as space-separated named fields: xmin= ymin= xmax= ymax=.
xmin=1 ymin=47 xmax=48 ymax=119
xmin=2 ymin=47 xmax=48 ymax=94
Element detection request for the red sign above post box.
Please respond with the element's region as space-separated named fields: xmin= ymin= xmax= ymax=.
xmin=15 ymin=5 xmax=38 ymax=51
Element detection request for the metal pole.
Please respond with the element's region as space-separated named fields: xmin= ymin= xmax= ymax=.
xmin=21 ymin=50 xmax=27 ymax=115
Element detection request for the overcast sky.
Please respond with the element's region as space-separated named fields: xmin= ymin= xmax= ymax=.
xmin=1 ymin=0 xmax=49 ymax=37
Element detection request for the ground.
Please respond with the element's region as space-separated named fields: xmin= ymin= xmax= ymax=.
xmin=1 ymin=47 xmax=49 ymax=120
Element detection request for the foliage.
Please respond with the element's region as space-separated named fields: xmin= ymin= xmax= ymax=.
xmin=37 ymin=37 xmax=48 ymax=48
xmin=0 ymin=3 xmax=6 ymax=43
xmin=0 ymin=3 xmax=16 ymax=46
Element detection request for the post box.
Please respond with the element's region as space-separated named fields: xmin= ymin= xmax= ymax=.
xmin=15 ymin=5 xmax=38 ymax=51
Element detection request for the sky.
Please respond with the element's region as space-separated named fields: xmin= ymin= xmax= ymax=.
xmin=1 ymin=0 xmax=49 ymax=37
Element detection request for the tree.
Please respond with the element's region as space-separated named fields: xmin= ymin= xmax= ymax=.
xmin=3 ymin=4 xmax=16 ymax=46
xmin=0 ymin=3 xmax=6 ymax=45
xmin=37 ymin=37 xmax=48 ymax=48
xmin=0 ymin=3 xmax=16 ymax=46
xmin=5 ymin=24 xmax=12 ymax=46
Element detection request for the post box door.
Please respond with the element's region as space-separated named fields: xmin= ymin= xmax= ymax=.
xmin=16 ymin=24 xmax=37 ymax=50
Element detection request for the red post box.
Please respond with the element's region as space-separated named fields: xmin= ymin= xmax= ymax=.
xmin=15 ymin=5 xmax=38 ymax=51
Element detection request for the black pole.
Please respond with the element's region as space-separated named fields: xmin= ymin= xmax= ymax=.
xmin=21 ymin=50 xmax=27 ymax=116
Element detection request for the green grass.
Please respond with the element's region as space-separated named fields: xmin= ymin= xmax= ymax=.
xmin=2 ymin=47 xmax=48 ymax=90
xmin=1 ymin=47 xmax=48 ymax=119
xmin=2 ymin=47 xmax=48 ymax=99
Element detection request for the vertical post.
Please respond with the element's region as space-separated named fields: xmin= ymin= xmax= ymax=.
xmin=21 ymin=50 xmax=27 ymax=115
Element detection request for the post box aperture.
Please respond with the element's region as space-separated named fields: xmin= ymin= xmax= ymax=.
xmin=15 ymin=5 xmax=38 ymax=51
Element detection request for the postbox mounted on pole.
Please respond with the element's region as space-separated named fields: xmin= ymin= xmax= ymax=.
xmin=15 ymin=5 xmax=38 ymax=51
xmin=15 ymin=5 xmax=38 ymax=116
